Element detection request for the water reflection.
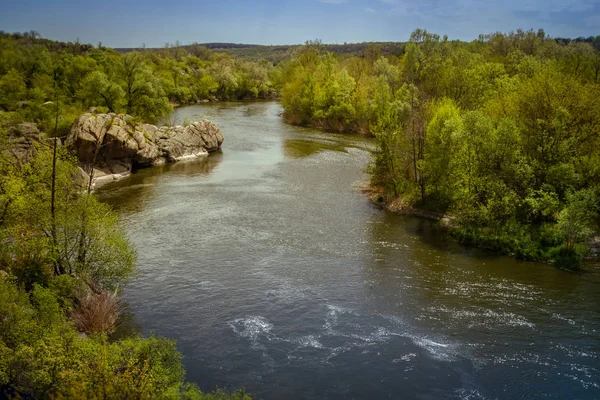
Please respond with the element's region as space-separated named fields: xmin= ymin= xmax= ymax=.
xmin=99 ymin=153 xmax=223 ymax=213
xmin=110 ymin=302 xmax=142 ymax=340
xmin=283 ymin=139 xmax=348 ymax=159
xmin=165 ymin=151 xmax=224 ymax=177
xmin=243 ymin=104 xmax=270 ymax=117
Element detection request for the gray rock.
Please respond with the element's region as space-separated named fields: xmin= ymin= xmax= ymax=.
xmin=73 ymin=166 xmax=91 ymax=189
xmin=66 ymin=113 xmax=223 ymax=187
xmin=66 ymin=113 xmax=163 ymax=169
xmin=156 ymin=121 xmax=222 ymax=161
xmin=4 ymin=123 xmax=45 ymax=164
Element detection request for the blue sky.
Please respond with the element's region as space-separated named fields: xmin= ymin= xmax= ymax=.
xmin=0 ymin=0 xmax=598 ymax=47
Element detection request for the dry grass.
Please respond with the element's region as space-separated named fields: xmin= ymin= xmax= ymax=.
xmin=72 ymin=290 xmax=122 ymax=335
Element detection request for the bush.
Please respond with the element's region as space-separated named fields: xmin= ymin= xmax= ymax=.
xmin=0 ymin=279 xmax=250 ymax=399
xmin=548 ymin=246 xmax=583 ymax=270
xmin=72 ymin=290 xmax=122 ymax=334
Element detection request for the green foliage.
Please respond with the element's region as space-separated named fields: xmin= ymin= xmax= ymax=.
xmin=183 ymin=386 xmax=253 ymax=400
xmin=0 ymin=137 xmax=137 ymax=292
xmin=0 ymin=89 xmax=251 ymax=399
xmin=278 ymin=29 xmax=600 ymax=268
xmin=120 ymin=52 xmax=172 ymax=122
xmin=0 ymin=278 xmax=252 ymax=398
xmin=0 ymin=279 xmax=246 ymax=399
xmin=0 ymin=32 xmax=276 ymax=125
xmin=556 ymin=189 xmax=599 ymax=248
xmin=0 ymin=68 xmax=27 ymax=109
xmin=422 ymin=98 xmax=462 ymax=209
xmin=79 ymin=70 xmax=125 ymax=112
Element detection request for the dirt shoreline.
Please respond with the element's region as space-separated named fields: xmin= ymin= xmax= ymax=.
xmin=360 ymin=184 xmax=452 ymax=225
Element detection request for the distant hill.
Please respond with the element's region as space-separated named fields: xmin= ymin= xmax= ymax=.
xmin=114 ymin=36 xmax=600 ymax=63
xmin=115 ymin=42 xmax=407 ymax=63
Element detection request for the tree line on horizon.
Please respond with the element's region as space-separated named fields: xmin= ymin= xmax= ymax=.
xmin=0 ymin=30 xmax=276 ymax=133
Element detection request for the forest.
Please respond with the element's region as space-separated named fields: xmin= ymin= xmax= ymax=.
xmin=277 ymin=29 xmax=600 ymax=268
xmin=0 ymin=30 xmax=277 ymax=131
xmin=1 ymin=27 xmax=599 ymax=397
xmin=120 ymin=41 xmax=408 ymax=64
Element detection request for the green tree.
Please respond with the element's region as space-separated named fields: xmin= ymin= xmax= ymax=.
xmin=422 ymin=98 xmax=463 ymax=208
xmin=556 ymin=189 xmax=598 ymax=248
xmin=0 ymin=138 xmax=136 ymax=292
xmin=0 ymin=68 xmax=26 ymax=109
xmin=79 ymin=70 xmax=125 ymax=112
xmin=119 ymin=52 xmax=171 ymax=122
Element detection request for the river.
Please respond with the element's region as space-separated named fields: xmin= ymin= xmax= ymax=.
xmin=98 ymin=101 xmax=600 ymax=399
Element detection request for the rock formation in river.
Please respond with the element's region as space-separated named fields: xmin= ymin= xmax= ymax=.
xmin=66 ymin=113 xmax=224 ymax=187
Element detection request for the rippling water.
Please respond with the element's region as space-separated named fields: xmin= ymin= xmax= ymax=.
xmin=99 ymin=102 xmax=600 ymax=399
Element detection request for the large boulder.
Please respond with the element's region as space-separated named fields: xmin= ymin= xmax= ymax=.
xmin=66 ymin=113 xmax=224 ymax=186
xmin=67 ymin=113 xmax=163 ymax=170
xmin=155 ymin=121 xmax=223 ymax=161
xmin=4 ymin=123 xmax=45 ymax=164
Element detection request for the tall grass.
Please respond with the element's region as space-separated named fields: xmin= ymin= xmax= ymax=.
xmin=72 ymin=290 xmax=122 ymax=334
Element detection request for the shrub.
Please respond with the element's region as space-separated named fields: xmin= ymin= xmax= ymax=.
xmin=0 ymin=279 xmax=249 ymax=399
xmin=548 ymin=246 xmax=583 ymax=270
xmin=72 ymin=290 xmax=122 ymax=335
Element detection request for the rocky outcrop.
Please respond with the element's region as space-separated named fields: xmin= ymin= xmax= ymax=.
xmin=66 ymin=113 xmax=224 ymax=187
xmin=4 ymin=123 xmax=45 ymax=164
xmin=155 ymin=120 xmax=224 ymax=159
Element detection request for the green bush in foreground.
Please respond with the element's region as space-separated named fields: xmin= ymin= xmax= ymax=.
xmin=0 ymin=278 xmax=178 ymax=398
xmin=0 ymin=278 xmax=252 ymax=399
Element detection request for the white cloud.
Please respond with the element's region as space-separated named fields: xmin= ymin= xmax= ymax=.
xmin=365 ymin=7 xmax=376 ymax=13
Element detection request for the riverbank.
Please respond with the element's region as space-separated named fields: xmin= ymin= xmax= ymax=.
xmin=361 ymin=184 xmax=599 ymax=270
xmin=170 ymin=93 xmax=280 ymax=110
xmin=283 ymin=114 xmax=372 ymax=135
xmin=361 ymin=184 xmax=449 ymax=223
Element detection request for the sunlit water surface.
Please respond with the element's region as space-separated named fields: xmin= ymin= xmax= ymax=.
xmin=99 ymin=102 xmax=600 ymax=399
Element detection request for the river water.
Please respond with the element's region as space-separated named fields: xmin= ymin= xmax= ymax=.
xmin=99 ymin=102 xmax=600 ymax=399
